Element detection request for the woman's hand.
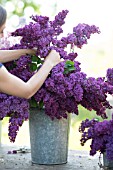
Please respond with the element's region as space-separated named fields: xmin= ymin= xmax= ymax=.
xmin=27 ymin=49 xmax=61 ymax=68
xmin=25 ymin=49 xmax=37 ymax=55
xmin=45 ymin=50 xmax=61 ymax=67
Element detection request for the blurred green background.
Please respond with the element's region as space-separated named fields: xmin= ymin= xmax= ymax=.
xmin=0 ymin=0 xmax=113 ymax=150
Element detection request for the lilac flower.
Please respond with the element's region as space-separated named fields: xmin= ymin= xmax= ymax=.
xmin=79 ymin=119 xmax=113 ymax=160
xmin=106 ymin=68 xmax=113 ymax=86
xmin=1 ymin=9 xmax=112 ymax=144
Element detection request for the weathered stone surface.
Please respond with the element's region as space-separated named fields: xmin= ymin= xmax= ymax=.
xmin=0 ymin=145 xmax=101 ymax=170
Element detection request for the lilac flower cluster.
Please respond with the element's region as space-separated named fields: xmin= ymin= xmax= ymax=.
xmin=11 ymin=10 xmax=100 ymax=60
xmin=106 ymin=68 xmax=113 ymax=86
xmin=79 ymin=119 xmax=113 ymax=160
xmin=0 ymin=94 xmax=29 ymax=142
xmin=1 ymin=10 xmax=113 ymax=142
xmin=80 ymin=77 xmax=113 ymax=119
xmin=34 ymin=65 xmax=113 ymax=120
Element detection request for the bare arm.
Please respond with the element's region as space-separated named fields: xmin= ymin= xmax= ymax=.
xmin=0 ymin=50 xmax=60 ymax=99
xmin=0 ymin=49 xmax=35 ymax=63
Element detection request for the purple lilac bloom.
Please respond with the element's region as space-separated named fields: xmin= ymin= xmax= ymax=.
xmin=79 ymin=119 xmax=113 ymax=160
xmin=1 ymin=10 xmax=113 ymax=144
xmin=106 ymin=68 xmax=113 ymax=86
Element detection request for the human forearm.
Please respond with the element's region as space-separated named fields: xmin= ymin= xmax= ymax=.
xmin=0 ymin=61 xmax=53 ymax=99
xmin=0 ymin=50 xmax=61 ymax=99
xmin=26 ymin=50 xmax=61 ymax=99
xmin=0 ymin=49 xmax=35 ymax=63
xmin=26 ymin=60 xmax=53 ymax=99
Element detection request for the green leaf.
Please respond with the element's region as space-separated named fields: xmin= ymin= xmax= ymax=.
xmin=30 ymin=63 xmax=37 ymax=71
xmin=39 ymin=101 xmax=44 ymax=109
xmin=63 ymin=60 xmax=75 ymax=74
xmin=29 ymin=97 xmax=38 ymax=108
xmin=31 ymin=55 xmax=38 ymax=62
xmin=63 ymin=67 xmax=75 ymax=74
xmin=37 ymin=57 xmax=43 ymax=64
xmin=31 ymin=55 xmax=43 ymax=64
xmin=65 ymin=60 xmax=74 ymax=66
xmin=68 ymin=67 xmax=75 ymax=71
xmin=64 ymin=65 xmax=69 ymax=69
xmin=63 ymin=70 xmax=69 ymax=74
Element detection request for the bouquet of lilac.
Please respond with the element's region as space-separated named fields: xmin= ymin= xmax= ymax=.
xmin=79 ymin=117 xmax=113 ymax=161
xmin=1 ymin=10 xmax=113 ymax=142
xmin=79 ymin=69 xmax=113 ymax=161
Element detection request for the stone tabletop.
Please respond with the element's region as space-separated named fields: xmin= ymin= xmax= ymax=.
xmin=0 ymin=145 xmax=102 ymax=170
